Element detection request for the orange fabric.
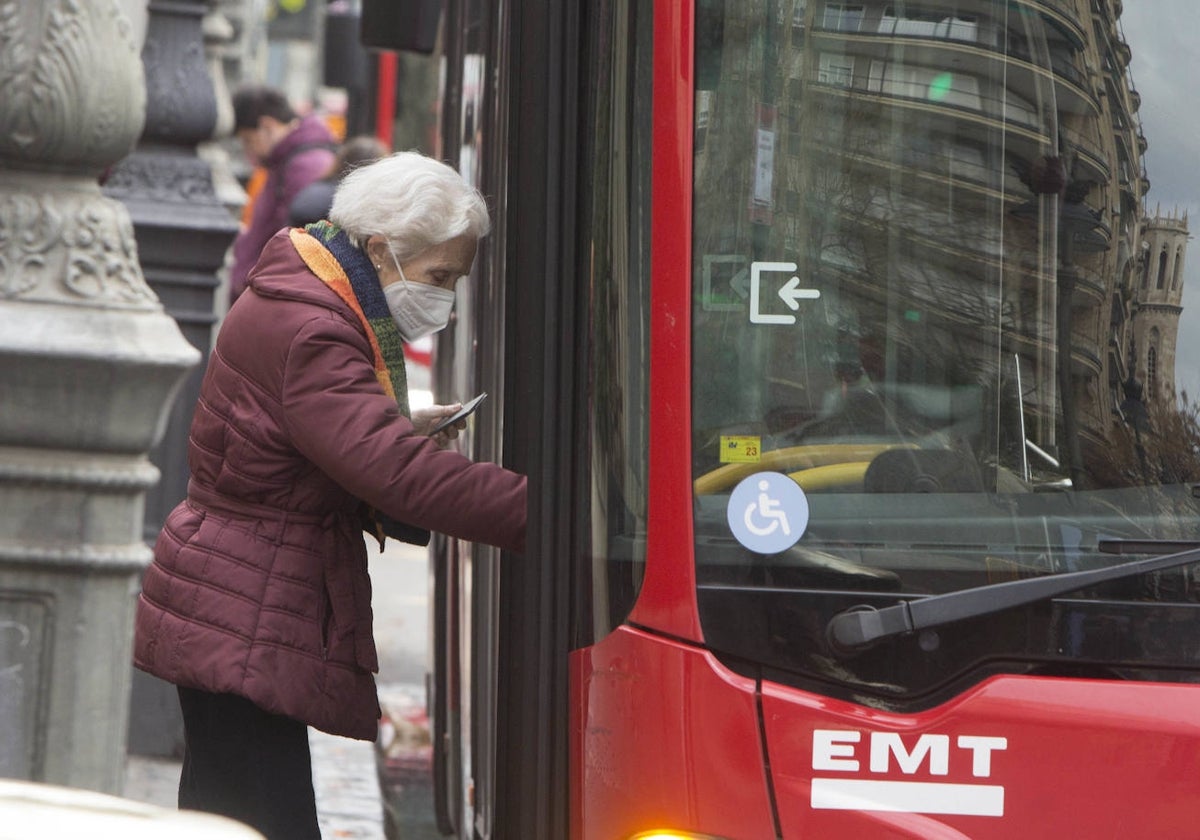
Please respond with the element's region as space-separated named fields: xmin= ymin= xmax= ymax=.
xmin=289 ymin=228 xmax=394 ymax=399
xmin=324 ymin=113 xmax=347 ymax=143
xmin=240 ymin=167 xmax=269 ymax=226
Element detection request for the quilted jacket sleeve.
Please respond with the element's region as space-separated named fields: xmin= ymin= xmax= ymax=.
xmin=279 ymin=314 xmax=527 ymax=553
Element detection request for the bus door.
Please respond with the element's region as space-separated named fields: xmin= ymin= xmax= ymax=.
xmin=429 ymin=0 xmax=584 ymax=837
xmin=428 ymin=1 xmax=505 ymax=836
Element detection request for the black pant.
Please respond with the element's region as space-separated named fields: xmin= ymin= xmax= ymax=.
xmin=177 ymin=686 xmax=321 ymax=840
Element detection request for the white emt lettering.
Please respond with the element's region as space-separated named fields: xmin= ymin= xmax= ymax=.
xmin=810 ymin=730 xmax=1008 ymax=817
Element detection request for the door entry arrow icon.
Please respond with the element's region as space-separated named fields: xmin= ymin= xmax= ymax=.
xmin=750 ymin=262 xmax=821 ymax=324
xmin=778 ymin=275 xmax=821 ymax=310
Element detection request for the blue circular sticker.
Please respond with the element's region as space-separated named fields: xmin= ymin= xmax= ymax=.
xmin=726 ymin=471 xmax=810 ymax=554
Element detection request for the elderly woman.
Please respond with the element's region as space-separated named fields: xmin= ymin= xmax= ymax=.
xmin=134 ymin=152 xmax=525 ymax=839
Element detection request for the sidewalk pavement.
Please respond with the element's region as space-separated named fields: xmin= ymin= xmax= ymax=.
xmin=122 ymin=682 xmax=426 ymax=840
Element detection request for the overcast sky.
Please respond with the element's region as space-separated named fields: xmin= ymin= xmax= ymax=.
xmin=1118 ymin=4 xmax=1200 ymax=402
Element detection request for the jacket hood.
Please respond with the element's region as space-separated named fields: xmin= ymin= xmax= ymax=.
xmin=246 ymin=228 xmax=373 ymax=316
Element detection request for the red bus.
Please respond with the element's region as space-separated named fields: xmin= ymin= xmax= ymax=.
xmin=379 ymin=0 xmax=1200 ymax=836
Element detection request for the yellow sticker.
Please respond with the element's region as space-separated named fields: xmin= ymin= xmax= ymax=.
xmin=720 ymin=435 xmax=762 ymax=463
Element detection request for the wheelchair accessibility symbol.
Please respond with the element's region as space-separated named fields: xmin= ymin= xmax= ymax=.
xmin=727 ymin=471 xmax=809 ymax=554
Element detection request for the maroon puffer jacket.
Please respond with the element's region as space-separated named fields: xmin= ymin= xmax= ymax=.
xmin=134 ymin=230 xmax=526 ymax=740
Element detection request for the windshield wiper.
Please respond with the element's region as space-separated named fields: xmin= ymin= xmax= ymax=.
xmin=827 ymin=544 xmax=1200 ymax=653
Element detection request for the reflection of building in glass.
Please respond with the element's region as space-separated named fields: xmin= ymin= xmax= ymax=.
xmin=692 ymin=0 xmax=1185 ymax=483
xmin=1132 ymin=209 xmax=1188 ymax=402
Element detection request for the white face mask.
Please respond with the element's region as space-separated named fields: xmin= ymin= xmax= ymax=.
xmin=382 ymin=252 xmax=457 ymax=342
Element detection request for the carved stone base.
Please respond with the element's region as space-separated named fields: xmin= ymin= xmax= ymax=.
xmin=0 ymin=446 xmax=158 ymax=791
xmin=0 ymin=152 xmax=198 ymax=795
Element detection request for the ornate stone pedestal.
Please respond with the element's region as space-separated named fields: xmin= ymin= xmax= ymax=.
xmin=0 ymin=1 xmax=199 ymax=793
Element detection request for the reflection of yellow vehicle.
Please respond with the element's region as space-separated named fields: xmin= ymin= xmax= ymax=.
xmin=0 ymin=780 xmax=264 ymax=839
xmin=694 ymin=443 xmax=916 ymax=495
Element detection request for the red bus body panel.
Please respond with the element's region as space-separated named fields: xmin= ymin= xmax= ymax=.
xmin=763 ymin=676 xmax=1200 ymax=838
xmin=574 ymin=632 xmax=1200 ymax=838
xmin=627 ymin=0 xmax=702 ymax=643
xmin=571 ymin=626 xmax=776 ymax=840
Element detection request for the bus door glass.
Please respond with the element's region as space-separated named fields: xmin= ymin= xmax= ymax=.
xmin=430 ymin=0 xmax=500 ymax=836
xmin=691 ymin=0 xmax=1200 ymax=706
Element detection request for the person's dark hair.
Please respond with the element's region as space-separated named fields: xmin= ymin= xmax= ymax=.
xmin=288 ymin=137 xmax=390 ymax=227
xmin=232 ymin=85 xmax=296 ymax=131
xmin=334 ymin=135 xmax=390 ymax=180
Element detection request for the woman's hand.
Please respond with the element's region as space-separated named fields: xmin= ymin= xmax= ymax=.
xmin=411 ymin=403 xmax=466 ymax=447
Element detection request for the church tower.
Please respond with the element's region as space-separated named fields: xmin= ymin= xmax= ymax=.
xmin=1132 ymin=208 xmax=1188 ymax=403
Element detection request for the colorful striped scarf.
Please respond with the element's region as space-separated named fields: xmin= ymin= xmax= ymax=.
xmin=289 ymin=220 xmax=410 ymax=417
xmin=289 ymin=221 xmax=429 ymax=547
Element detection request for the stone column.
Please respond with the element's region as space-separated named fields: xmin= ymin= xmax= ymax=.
xmin=0 ymin=0 xmax=200 ymax=793
xmin=101 ymin=0 xmax=240 ymax=759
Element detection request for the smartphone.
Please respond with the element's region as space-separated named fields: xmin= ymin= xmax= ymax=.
xmin=429 ymin=392 xmax=488 ymax=434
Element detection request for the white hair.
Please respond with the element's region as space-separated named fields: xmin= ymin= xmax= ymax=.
xmin=329 ymin=151 xmax=490 ymax=261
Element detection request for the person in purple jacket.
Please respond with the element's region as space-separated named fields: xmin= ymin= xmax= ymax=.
xmin=228 ymin=84 xmax=338 ymax=304
xmin=134 ymin=152 xmax=526 ymax=839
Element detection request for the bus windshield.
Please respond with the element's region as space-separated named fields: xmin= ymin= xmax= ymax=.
xmin=691 ymin=0 xmax=1200 ymax=707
